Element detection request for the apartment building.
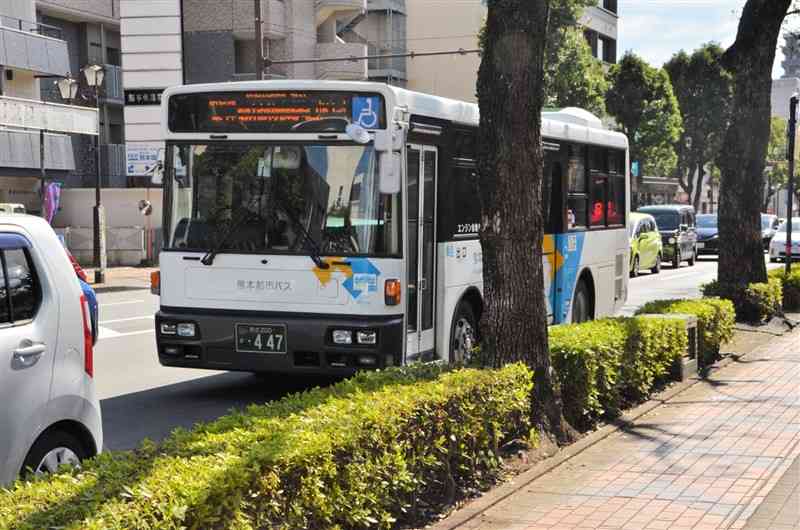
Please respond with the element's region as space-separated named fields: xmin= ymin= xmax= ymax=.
xmin=405 ymin=0 xmax=619 ymax=102
xmin=36 ymin=0 xmax=126 ymax=187
xmin=0 ymin=0 xmax=101 ymax=211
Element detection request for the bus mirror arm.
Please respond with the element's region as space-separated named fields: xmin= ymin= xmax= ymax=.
xmin=379 ymin=152 xmax=401 ymax=195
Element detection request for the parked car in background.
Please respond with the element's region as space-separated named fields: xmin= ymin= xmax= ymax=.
xmin=0 ymin=203 xmax=26 ymax=214
xmin=637 ymin=204 xmax=698 ymax=268
xmin=0 ymin=215 xmax=101 ymax=485
xmin=696 ymin=214 xmax=719 ymax=255
xmin=761 ymin=214 xmax=780 ymax=250
xmin=628 ymin=212 xmax=663 ymax=277
xmin=769 ymin=217 xmax=800 ymax=262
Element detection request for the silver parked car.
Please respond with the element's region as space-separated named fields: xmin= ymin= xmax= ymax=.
xmin=0 ymin=215 xmax=102 ymax=485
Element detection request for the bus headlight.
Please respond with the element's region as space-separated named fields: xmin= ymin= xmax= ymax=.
xmin=357 ymin=330 xmax=377 ymax=345
xmin=668 ymin=237 xmax=676 ymax=244
xmin=160 ymin=323 xmax=177 ymax=335
xmin=177 ymin=323 xmax=197 ymax=338
xmin=332 ymin=330 xmax=353 ymax=345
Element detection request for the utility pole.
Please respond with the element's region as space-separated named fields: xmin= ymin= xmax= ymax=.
xmin=254 ymin=0 xmax=264 ymax=80
xmin=786 ymin=94 xmax=797 ymax=274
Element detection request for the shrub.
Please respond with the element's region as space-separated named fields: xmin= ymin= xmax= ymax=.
xmin=768 ymin=268 xmax=800 ymax=310
xmin=550 ymin=316 xmax=687 ymax=430
xmin=550 ymin=319 xmax=625 ymax=430
xmin=620 ymin=316 xmax=687 ymax=403
xmin=0 ymin=364 xmax=532 ymax=530
xmin=702 ymin=278 xmax=782 ymax=323
xmin=636 ymin=297 xmax=735 ymax=366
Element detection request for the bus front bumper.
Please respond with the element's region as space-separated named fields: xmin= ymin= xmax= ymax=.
xmin=155 ymin=308 xmax=404 ymax=376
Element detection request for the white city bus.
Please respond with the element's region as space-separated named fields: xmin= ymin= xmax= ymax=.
xmin=154 ymin=80 xmax=629 ymax=374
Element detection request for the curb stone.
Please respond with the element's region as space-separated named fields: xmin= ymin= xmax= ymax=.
xmin=424 ymin=326 xmax=788 ymax=530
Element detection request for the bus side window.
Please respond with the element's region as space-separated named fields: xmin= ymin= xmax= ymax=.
xmin=567 ymin=144 xmax=588 ymax=230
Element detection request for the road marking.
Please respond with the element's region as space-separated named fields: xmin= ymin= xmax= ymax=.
xmin=98 ymin=327 xmax=155 ymax=341
xmin=100 ymin=300 xmax=146 ymax=307
xmin=99 ymin=315 xmax=154 ymax=325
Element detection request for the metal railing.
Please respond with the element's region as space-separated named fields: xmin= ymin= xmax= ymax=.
xmin=0 ymin=15 xmax=63 ymax=40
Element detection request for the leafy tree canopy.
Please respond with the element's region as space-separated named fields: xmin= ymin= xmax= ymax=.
xmin=664 ymin=43 xmax=733 ymax=208
xmin=544 ymin=26 xmax=608 ymax=115
xmin=606 ymin=52 xmax=683 ymax=179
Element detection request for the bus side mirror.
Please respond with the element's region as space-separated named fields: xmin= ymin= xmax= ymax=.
xmin=379 ymin=152 xmax=401 ymax=195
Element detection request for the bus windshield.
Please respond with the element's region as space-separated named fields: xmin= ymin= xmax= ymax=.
xmin=166 ymin=143 xmax=401 ymax=257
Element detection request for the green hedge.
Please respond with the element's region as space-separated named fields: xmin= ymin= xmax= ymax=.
xmin=636 ymin=297 xmax=735 ymax=366
xmin=768 ymin=268 xmax=800 ymax=310
xmin=0 ymin=364 xmax=532 ymax=530
xmin=702 ymin=278 xmax=782 ymax=323
xmin=550 ymin=316 xmax=686 ymax=430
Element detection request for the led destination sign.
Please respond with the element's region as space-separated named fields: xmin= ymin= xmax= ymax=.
xmin=168 ymin=91 xmax=385 ymax=134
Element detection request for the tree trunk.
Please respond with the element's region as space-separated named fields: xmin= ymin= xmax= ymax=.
xmin=691 ymin=161 xmax=704 ymax=212
xmin=477 ymin=0 xmax=572 ymax=443
xmin=717 ymin=0 xmax=790 ymax=286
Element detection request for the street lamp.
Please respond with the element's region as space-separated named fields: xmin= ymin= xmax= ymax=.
xmin=82 ymin=64 xmax=106 ymax=284
xmin=55 ymin=76 xmax=78 ymax=102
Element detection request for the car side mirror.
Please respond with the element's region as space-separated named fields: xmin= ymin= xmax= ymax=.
xmin=379 ymin=152 xmax=401 ymax=195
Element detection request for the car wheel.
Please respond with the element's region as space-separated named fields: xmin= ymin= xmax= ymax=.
xmin=630 ymin=255 xmax=639 ymax=278
xmin=449 ymin=301 xmax=478 ymax=365
xmin=21 ymin=430 xmax=87 ymax=478
xmin=688 ymin=247 xmax=696 ymax=266
xmin=651 ymin=254 xmax=662 ymax=274
xmin=672 ymin=246 xmax=680 ymax=269
xmin=571 ymin=280 xmax=593 ymax=324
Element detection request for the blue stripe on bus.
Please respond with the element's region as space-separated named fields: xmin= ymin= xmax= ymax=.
xmin=554 ymin=232 xmax=586 ymax=324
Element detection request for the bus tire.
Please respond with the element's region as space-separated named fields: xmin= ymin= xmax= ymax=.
xmin=571 ymin=280 xmax=593 ymax=324
xmin=449 ymin=301 xmax=478 ymax=365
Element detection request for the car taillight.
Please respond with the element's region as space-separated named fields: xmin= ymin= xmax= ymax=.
xmin=68 ymin=251 xmax=88 ymax=282
xmin=80 ymin=295 xmax=94 ymax=378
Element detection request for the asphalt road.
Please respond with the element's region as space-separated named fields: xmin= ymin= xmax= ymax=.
xmin=95 ymin=253 xmax=778 ymax=451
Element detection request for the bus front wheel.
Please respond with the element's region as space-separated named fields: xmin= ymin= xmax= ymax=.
xmin=449 ymin=301 xmax=478 ymax=365
xmin=571 ymin=280 xmax=593 ymax=324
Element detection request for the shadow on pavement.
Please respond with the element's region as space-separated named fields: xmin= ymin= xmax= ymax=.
xmin=101 ymin=372 xmax=336 ymax=450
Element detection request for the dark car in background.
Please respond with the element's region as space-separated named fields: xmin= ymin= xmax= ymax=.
xmin=761 ymin=214 xmax=780 ymax=250
xmin=696 ymin=214 xmax=718 ymax=255
xmin=637 ymin=204 xmax=698 ymax=268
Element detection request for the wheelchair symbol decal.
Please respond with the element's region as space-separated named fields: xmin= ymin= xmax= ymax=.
xmin=352 ymin=96 xmax=380 ymax=129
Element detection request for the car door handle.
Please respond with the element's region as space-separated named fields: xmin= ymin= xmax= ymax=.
xmin=13 ymin=342 xmax=46 ymax=365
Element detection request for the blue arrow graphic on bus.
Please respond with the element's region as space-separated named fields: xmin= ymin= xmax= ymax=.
xmin=343 ymin=258 xmax=381 ymax=299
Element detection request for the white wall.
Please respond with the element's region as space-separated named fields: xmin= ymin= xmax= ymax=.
xmin=53 ymin=188 xmax=162 ymax=229
xmin=405 ymin=0 xmax=484 ymax=102
xmin=120 ymin=0 xmax=183 ymax=175
xmin=772 ymin=78 xmax=800 ymax=119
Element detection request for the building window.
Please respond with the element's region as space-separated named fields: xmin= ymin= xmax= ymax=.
xmin=600 ymin=36 xmax=617 ymax=63
xmin=234 ymin=39 xmax=256 ymax=74
xmin=603 ymin=0 xmax=618 ymax=14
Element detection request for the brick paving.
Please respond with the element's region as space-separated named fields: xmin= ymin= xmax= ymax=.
xmin=443 ymin=330 xmax=800 ymax=530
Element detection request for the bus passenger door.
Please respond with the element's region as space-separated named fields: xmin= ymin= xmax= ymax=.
xmin=406 ymin=145 xmax=437 ymax=360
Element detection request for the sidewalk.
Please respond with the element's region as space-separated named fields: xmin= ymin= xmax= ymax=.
xmin=432 ymin=329 xmax=800 ymax=530
xmin=84 ymin=266 xmax=156 ymax=293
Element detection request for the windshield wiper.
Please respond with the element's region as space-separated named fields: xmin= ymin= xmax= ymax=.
xmin=272 ymin=200 xmax=329 ymax=270
xmin=201 ymin=208 xmax=256 ymax=266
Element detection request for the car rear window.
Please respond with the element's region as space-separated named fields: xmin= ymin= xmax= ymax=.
xmin=0 ymin=237 xmax=41 ymax=325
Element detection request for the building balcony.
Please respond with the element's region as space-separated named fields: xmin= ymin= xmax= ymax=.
xmin=316 ymin=0 xmax=367 ymax=26
xmin=316 ymin=42 xmax=368 ymax=80
xmin=0 ymin=15 xmax=69 ymax=76
xmin=0 ymin=128 xmax=74 ymax=170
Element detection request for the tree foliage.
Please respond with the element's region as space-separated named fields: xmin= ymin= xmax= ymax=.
xmin=544 ymin=26 xmax=609 ymax=115
xmin=606 ymin=53 xmax=683 ymax=204
xmin=542 ymin=0 xmax=608 ymax=115
xmin=664 ymin=43 xmax=733 ymax=211
xmin=764 ymin=116 xmax=789 ymax=210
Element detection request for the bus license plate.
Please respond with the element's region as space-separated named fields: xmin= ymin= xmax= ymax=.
xmin=235 ymin=324 xmax=287 ymax=354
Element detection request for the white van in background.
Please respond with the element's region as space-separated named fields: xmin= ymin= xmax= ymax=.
xmin=0 ymin=215 xmax=101 ymax=485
